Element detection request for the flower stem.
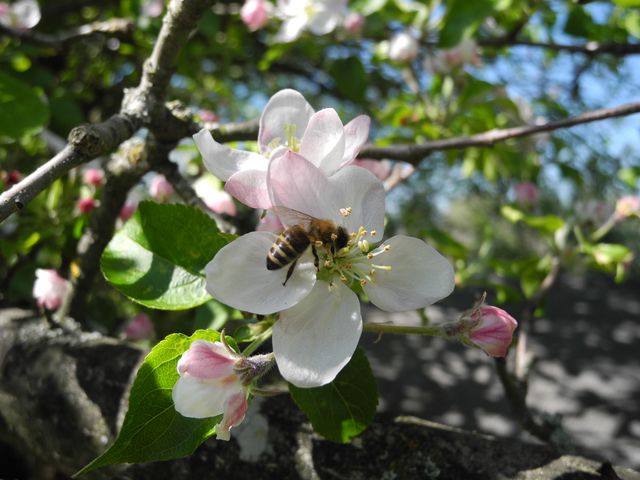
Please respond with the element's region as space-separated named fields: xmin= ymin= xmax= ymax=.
xmin=362 ymin=323 xmax=446 ymax=337
xmin=242 ymin=325 xmax=273 ymax=356
xmin=591 ymin=214 xmax=618 ymax=242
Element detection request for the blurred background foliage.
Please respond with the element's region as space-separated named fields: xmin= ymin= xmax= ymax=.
xmin=1 ymin=0 xmax=639 ymax=335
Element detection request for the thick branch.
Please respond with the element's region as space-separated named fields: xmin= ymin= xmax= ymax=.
xmin=0 ymin=114 xmax=138 ymax=222
xmin=480 ymin=38 xmax=640 ymax=56
xmin=359 ymin=100 xmax=640 ymax=163
xmin=207 ymin=118 xmax=260 ymax=143
xmin=0 ymin=19 xmax=133 ymax=49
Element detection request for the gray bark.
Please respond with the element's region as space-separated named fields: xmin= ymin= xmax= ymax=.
xmin=0 ymin=308 xmax=638 ymax=480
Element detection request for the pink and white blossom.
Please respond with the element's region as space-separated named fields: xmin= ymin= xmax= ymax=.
xmin=344 ymin=12 xmax=364 ymax=34
xmin=424 ymin=39 xmax=481 ymax=74
xmin=33 ymin=269 xmax=70 ymax=311
xmin=205 ymin=153 xmax=455 ymax=387
xmin=615 ymin=195 xmax=640 ymax=220
xmin=149 ymin=174 xmax=173 ymax=202
xmin=241 ymin=0 xmax=271 ymax=31
xmin=514 ymin=181 xmax=539 ymax=208
xmin=173 ymin=339 xmax=272 ymax=440
xmin=193 ymin=177 xmax=237 ymax=216
xmin=83 ymin=168 xmax=105 ymax=187
xmin=123 ymin=313 xmax=155 ymax=340
xmin=463 ymin=305 xmax=518 ymax=357
xmin=0 ymin=0 xmax=40 ymax=29
xmin=193 ymin=89 xmax=370 ymax=209
xmin=388 ymin=31 xmax=419 ymax=63
xmin=141 ymin=0 xmax=164 ymax=17
xmin=274 ymin=0 xmax=347 ymax=42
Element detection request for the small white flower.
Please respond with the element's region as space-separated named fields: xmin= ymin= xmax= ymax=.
xmin=388 ymin=31 xmax=419 ymax=63
xmin=206 ymin=153 xmax=455 ymax=387
xmin=274 ymin=0 xmax=347 ymax=42
xmin=0 ymin=0 xmax=40 ymax=29
xmin=193 ymin=89 xmax=370 ymax=209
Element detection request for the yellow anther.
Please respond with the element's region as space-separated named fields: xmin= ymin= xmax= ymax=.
xmin=360 ymin=279 xmax=368 ymax=287
xmin=314 ymin=240 xmax=323 ymax=247
xmin=367 ymin=253 xmax=374 ymax=259
xmin=358 ymin=239 xmax=370 ymax=253
xmin=324 ymin=259 xmax=333 ymax=268
xmin=340 ymin=275 xmax=348 ymax=283
xmin=383 ymin=245 xmax=391 ymax=251
xmin=339 ymin=207 xmax=353 ymax=217
xmin=331 ymin=233 xmax=338 ymax=241
xmin=370 ymin=230 xmax=377 ymax=236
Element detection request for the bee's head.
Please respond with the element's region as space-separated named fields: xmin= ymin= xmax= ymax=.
xmin=335 ymin=226 xmax=349 ymax=249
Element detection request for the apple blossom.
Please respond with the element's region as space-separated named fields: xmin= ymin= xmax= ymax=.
xmin=614 ymin=195 xmax=640 ymax=220
xmin=141 ymin=0 xmax=163 ymax=17
xmin=425 ymin=39 xmax=481 ymax=74
xmin=33 ymin=269 xmax=70 ymax=311
xmin=514 ymin=181 xmax=539 ymax=208
xmin=205 ymin=152 xmax=455 ymax=387
xmin=241 ymin=0 xmax=271 ymax=31
xmin=172 ymin=338 xmax=273 ymax=440
xmin=450 ymin=303 xmax=517 ymax=358
xmin=193 ymin=89 xmax=370 ymax=209
xmin=123 ymin=313 xmax=155 ymax=340
xmin=274 ymin=0 xmax=347 ymax=43
xmin=344 ymin=12 xmax=364 ymax=34
xmin=388 ymin=31 xmax=419 ymax=63
xmin=149 ymin=174 xmax=173 ymax=202
xmin=0 ymin=0 xmax=40 ymax=29
xmin=77 ymin=197 xmax=96 ymax=214
xmin=193 ymin=175 xmax=237 ymax=216
xmin=83 ymin=168 xmax=105 ymax=187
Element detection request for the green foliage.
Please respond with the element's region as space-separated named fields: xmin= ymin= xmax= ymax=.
xmin=0 ymin=71 xmax=49 ymax=139
xmin=289 ymin=348 xmax=378 ymax=443
xmin=438 ymin=0 xmax=498 ymax=48
xmin=75 ymin=330 xmax=230 ymax=476
xmin=101 ymin=202 xmax=229 ymax=310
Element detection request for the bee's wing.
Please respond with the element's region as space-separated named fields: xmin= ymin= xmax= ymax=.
xmin=270 ymin=206 xmax=316 ymax=228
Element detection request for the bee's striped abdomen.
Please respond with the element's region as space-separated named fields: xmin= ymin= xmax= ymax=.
xmin=266 ymin=225 xmax=310 ymax=270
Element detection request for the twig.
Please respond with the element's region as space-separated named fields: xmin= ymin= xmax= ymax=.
xmin=0 ymin=19 xmax=133 ymax=49
xmin=358 ymin=100 xmax=640 ymax=163
xmin=208 ymin=119 xmax=260 ymax=143
xmin=480 ymin=38 xmax=640 ymax=56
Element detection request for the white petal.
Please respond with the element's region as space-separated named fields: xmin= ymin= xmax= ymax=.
xmin=341 ymin=115 xmax=370 ymax=166
xmin=258 ymin=90 xmax=314 ymax=153
xmin=364 ymin=235 xmax=455 ymax=312
xmin=273 ymin=281 xmax=362 ymax=388
xmin=225 ymin=170 xmax=271 ymax=209
xmin=172 ymin=374 xmax=237 ymax=419
xmin=307 ymin=7 xmax=341 ymax=35
xmin=205 ymin=231 xmax=316 ymax=315
xmin=193 ymin=129 xmax=265 ymax=181
xmin=298 ymin=109 xmax=346 ymax=175
xmin=274 ymin=15 xmax=307 ymax=42
xmin=327 ymin=166 xmax=385 ymax=236
xmin=12 ymin=0 xmax=40 ymax=28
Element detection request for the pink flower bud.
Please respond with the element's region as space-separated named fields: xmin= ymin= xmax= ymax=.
xmin=32 ymin=269 xmax=70 ymax=311
xmin=149 ymin=174 xmax=173 ymax=202
xmin=467 ymin=306 xmax=518 ymax=358
xmin=240 ymin=0 xmax=269 ymax=31
xmin=344 ymin=12 xmax=364 ymax=34
xmin=514 ymin=181 xmax=539 ymax=208
xmin=142 ymin=0 xmax=164 ymax=17
xmin=83 ymin=168 xmax=105 ymax=187
xmin=1 ymin=169 xmax=23 ymax=186
xmin=123 ymin=313 xmax=155 ymax=340
xmin=202 ymin=190 xmax=237 ymax=216
xmin=76 ymin=197 xmax=96 ymax=214
xmin=388 ymin=31 xmax=419 ymax=63
xmin=200 ymin=109 xmax=219 ymax=123
xmin=119 ymin=203 xmax=137 ymax=221
xmin=614 ymin=195 xmax=640 ymax=220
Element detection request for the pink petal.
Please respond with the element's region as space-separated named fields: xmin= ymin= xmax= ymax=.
xmin=215 ymin=391 xmax=249 ymax=441
xmin=258 ymin=90 xmax=314 ymax=154
xmin=225 ymin=170 xmax=272 ymax=209
xmin=177 ymin=340 xmax=237 ymax=379
xmin=469 ymin=306 xmax=518 ymax=358
xmin=298 ymin=109 xmax=346 ymax=175
xmin=273 ymin=281 xmax=362 ymax=387
xmin=341 ymin=115 xmax=370 ymax=166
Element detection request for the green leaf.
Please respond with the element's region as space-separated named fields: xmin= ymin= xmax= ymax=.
xmin=614 ymin=0 xmax=640 ymax=6
xmin=75 ymin=330 xmax=228 ymax=476
xmin=500 ymin=205 xmax=525 ymax=223
xmin=289 ymin=348 xmax=377 ymax=443
xmin=0 ymin=71 xmax=49 ymax=139
xmin=101 ymin=202 xmax=229 ymax=310
xmin=438 ymin=0 xmax=496 ymax=48
xmin=328 ymin=57 xmax=367 ymax=103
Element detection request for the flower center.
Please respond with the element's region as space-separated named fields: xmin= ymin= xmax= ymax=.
xmin=265 ymin=124 xmax=301 ymax=158
xmin=315 ymin=222 xmax=392 ymax=290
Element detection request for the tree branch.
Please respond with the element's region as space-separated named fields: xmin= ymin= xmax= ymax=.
xmin=0 ymin=18 xmax=133 ymax=49
xmin=358 ymin=100 xmax=640 ymax=163
xmin=480 ymin=38 xmax=640 ymax=56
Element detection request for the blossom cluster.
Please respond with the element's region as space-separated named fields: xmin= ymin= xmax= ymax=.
xmin=172 ymin=89 xmax=463 ymax=438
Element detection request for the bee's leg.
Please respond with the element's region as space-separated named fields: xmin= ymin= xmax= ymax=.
xmin=312 ymin=245 xmax=320 ymax=270
xmin=283 ymin=260 xmax=298 ymax=287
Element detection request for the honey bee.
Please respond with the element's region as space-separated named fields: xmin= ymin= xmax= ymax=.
xmin=267 ymin=207 xmax=349 ymax=286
